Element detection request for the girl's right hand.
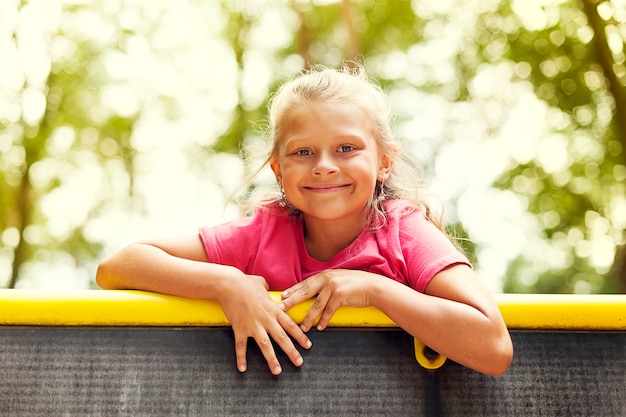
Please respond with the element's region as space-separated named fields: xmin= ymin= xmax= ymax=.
xmin=97 ymin=238 xmax=311 ymax=375
xmin=217 ymin=273 xmax=312 ymax=375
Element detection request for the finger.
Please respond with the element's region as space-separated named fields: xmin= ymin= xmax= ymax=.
xmin=267 ymin=320 xmax=305 ymax=369
xmin=300 ymin=294 xmax=328 ymax=332
xmin=280 ymin=280 xmax=317 ymax=311
xmin=280 ymin=280 xmax=310 ymax=302
xmin=256 ymin=275 xmax=270 ymax=291
xmin=234 ymin=333 xmax=248 ymax=373
xmin=316 ymin=299 xmax=340 ymax=331
xmin=278 ymin=310 xmax=312 ymax=350
xmin=254 ymin=332 xmax=282 ymax=375
xmin=280 ymin=281 xmax=304 ymax=299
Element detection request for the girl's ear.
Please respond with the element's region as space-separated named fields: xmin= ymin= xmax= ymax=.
xmin=270 ymin=157 xmax=282 ymax=184
xmin=378 ymin=150 xmax=395 ymax=182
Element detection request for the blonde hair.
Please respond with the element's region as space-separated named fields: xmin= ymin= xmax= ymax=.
xmin=234 ymin=63 xmax=445 ymax=232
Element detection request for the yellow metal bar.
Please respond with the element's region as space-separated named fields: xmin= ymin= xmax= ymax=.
xmin=0 ymin=289 xmax=393 ymax=327
xmin=497 ymin=293 xmax=626 ymax=330
xmin=0 ymin=290 xmax=625 ymax=330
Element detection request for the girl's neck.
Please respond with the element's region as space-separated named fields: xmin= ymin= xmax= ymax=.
xmin=302 ymin=212 xmax=368 ymax=262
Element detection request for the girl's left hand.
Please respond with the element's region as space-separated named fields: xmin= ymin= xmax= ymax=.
xmin=279 ymin=269 xmax=377 ymax=332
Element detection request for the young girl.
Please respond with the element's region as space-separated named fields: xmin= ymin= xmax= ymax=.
xmin=96 ymin=64 xmax=513 ymax=377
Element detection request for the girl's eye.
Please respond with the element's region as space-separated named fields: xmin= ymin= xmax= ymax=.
xmin=339 ymin=145 xmax=355 ymax=153
xmin=295 ymin=149 xmax=312 ymax=156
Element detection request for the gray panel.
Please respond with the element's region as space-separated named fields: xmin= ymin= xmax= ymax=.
xmin=1 ymin=328 xmax=625 ymax=416
xmin=0 ymin=328 xmax=437 ymax=416
xmin=438 ymin=332 xmax=626 ymax=417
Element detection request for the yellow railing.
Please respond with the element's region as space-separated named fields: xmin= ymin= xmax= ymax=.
xmin=1 ymin=290 xmax=625 ymax=330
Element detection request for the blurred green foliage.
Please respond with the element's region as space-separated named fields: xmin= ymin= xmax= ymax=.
xmin=1 ymin=0 xmax=624 ymax=292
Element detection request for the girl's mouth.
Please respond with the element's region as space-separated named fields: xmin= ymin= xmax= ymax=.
xmin=304 ymin=184 xmax=350 ymax=192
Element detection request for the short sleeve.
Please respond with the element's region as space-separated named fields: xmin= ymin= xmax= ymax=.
xmin=199 ymin=215 xmax=260 ymax=272
xmin=197 ymin=207 xmax=304 ymax=290
xmin=398 ymin=208 xmax=471 ymax=292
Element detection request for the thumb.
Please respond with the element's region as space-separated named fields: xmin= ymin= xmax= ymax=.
xmin=252 ymin=275 xmax=269 ymax=290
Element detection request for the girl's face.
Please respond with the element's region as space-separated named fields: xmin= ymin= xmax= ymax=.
xmin=270 ymin=100 xmax=392 ymax=225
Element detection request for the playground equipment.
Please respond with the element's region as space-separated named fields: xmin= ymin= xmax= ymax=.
xmin=1 ymin=290 xmax=624 ymax=416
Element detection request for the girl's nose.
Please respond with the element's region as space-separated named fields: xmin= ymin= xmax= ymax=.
xmin=312 ymin=152 xmax=338 ymax=175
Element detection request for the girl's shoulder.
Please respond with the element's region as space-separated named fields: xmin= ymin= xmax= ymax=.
xmin=382 ymin=199 xmax=424 ymax=221
xmin=206 ymin=202 xmax=294 ymax=233
xmin=381 ymin=199 xmax=443 ymax=239
xmin=254 ymin=202 xmax=297 ymax=219
xmin=246 ymin=202 xmax=302 ymax=233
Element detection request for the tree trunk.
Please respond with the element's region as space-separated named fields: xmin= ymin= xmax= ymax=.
xmin=293 ymin=2 xmax=313 ymax=67
xmin=341 ymin=0 xmax=361 ymax=63
xmin=8 ymin=163 xmax=32 ymax=289
xmin=581 ymin=0 xmax=626 ymax=292
xmin=581 ymin=0 xmax=626 ymax=150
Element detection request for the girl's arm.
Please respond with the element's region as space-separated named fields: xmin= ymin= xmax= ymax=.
xmin=279 ymin=265 xmax=513 ymax=376
xmin=372 ymin=265 xmax=512 ymax=376
xmin=96 ymin=235 xmax=311 ymax=375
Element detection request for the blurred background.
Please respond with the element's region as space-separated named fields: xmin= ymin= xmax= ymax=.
xmin=1 ymin=0 xmax=625 ymax=293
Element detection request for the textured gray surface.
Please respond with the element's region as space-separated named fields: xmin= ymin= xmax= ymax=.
xmin=438 ymin=332 xmax=626 ymax=416
xmin=1 ymin=328 xmax=624 ymax=416
xmin=0 ymin=328 xmax=437 ymax=416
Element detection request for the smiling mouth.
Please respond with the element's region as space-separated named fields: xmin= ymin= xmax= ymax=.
xmin=304 ymin=184 xmax=351 ymax=192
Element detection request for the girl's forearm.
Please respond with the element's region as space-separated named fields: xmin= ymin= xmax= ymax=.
xmin=368 ymin=278 xmax=512 ymax=376
xmin=96 ymin=243 xmax=238 ymax=301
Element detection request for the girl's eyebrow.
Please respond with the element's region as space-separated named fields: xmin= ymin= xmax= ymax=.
xmin=282 ymin=136 xmax=311 ymax=149
xmin=335 ymin=134 xmax=367 ymax=141
xmin=285 ymin=133 xmax=368 ymax=144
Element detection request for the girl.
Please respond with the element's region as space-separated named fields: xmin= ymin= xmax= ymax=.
xmin=96 ymin=64 xmax=513 ymax=377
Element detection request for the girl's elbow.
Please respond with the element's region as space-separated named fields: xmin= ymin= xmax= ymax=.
xmin=485 ymin=333 xmax=514 ymax=376
xmin=95 ymin=258 xmax=119 ymax=290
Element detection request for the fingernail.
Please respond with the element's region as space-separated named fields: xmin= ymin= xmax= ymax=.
xmin=295 ymin=356 xmax=303 ymax=366
xmin=238 ymin=364 xmax=246 ymax=372
xmin=278 ymin=303 xmax=285 ymax=311
xmin=305 ymin=340 xmax=312 ymax=349
xmin=273 ymin=366 xmax=282 ymax=375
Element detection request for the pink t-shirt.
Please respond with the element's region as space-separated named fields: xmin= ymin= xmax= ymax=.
xmin=199 ymin=200 xmax=470 ymax=293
